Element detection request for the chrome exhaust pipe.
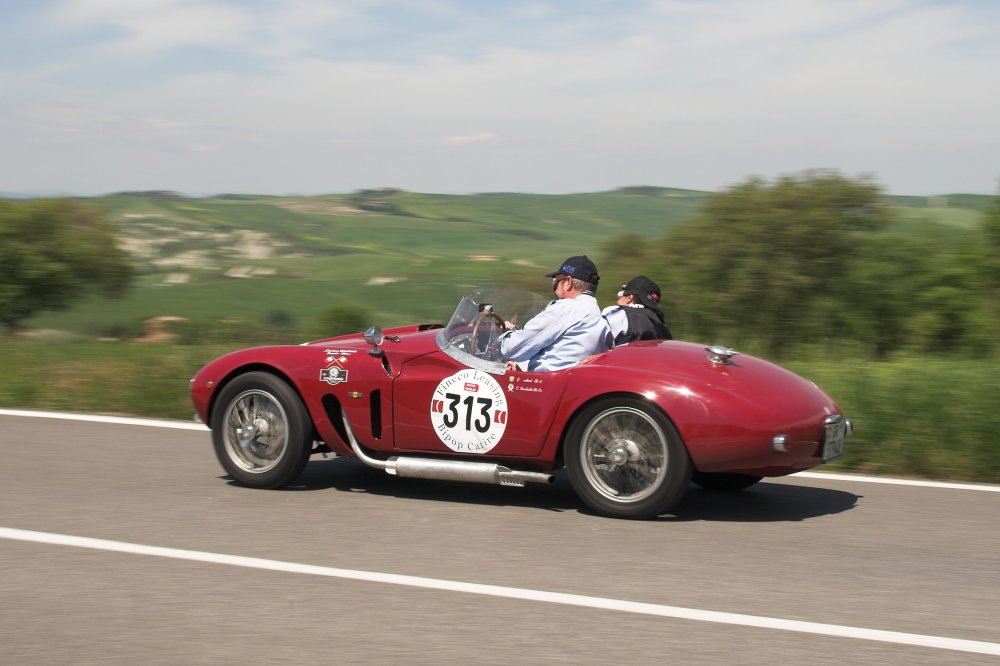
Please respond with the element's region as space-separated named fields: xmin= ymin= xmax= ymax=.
xmin=388 ymin=457 xmax=554 ymax=487
xmin=342 ymin=415 xmax=554 ymax=488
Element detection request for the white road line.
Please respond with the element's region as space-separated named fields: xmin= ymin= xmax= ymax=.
xmin=795 ymin=471 xmax=1000 ymax=492
xmin=3 ymin=408 xmax=999 ymax=493
xmin=1 ymin=526 xmax=998 ymax=657
xmin=0 ymin=408 xmax=208 ymax=430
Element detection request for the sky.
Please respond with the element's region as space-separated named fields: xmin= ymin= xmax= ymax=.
xmin=1 ymin=0 xmax=998 ymax=197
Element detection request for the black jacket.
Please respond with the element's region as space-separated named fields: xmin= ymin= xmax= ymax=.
xmin=616 ymin=307 xmax=672 ymax=344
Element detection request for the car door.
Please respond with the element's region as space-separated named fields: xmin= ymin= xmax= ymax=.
xmin=391 ymin=350 xmax=570 ymax=458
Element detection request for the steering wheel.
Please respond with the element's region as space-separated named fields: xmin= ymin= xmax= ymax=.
xmin=470 ymin=310 xmax=506 ymax=358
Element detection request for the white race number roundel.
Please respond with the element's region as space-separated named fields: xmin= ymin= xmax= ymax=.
xmin=430 ymin=369 xmax=508 ymax=453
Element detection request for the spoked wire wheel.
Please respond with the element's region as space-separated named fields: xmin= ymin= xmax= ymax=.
xmin=210 ymin=372 xmax=312 ymax=488
xmin=221 ymin=389 xmax=290 ymax=474
xmin=579 ymin=406 xmax=668 ymax=503
xmin=566 ymin=398 xmax=691 ymax=519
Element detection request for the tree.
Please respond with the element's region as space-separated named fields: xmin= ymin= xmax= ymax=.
xmin=311 ymin=304 xmax=371 ymax=339
xmin=0 ymin=199 xmax=134 ymax=333
xmin=841 ymin=233 xmax=938 ymax=358
xmin=652 ymin=170 xmax=893 ymax=354
xmin=960 ymin=188 xmax=1000 ymax=353
xmin=981 ymin=188 xmax=1000 ymax=284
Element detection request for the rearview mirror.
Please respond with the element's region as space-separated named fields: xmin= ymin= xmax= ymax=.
xmin=365 ymin=326 xmax=385 ymax=356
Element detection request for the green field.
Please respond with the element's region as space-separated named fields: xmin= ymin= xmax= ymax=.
xmin=30 ymin=188 xmax=988 ymax=338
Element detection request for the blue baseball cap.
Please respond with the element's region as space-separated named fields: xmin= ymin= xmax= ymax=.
xmin=545 ymin=255 xmax=600 ymax=285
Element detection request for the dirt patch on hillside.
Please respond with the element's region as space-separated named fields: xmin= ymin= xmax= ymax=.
xmin=133 ymin=316 xmax=188 ymax=343
xmin=278 ymin=201 xmax=367 ymax=215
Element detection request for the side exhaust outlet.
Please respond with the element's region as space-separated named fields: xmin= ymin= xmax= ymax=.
xmin=341 ymin=416 xmax=554 ymax=488
xmin=387 ymin=457 xmax=554 ymax=487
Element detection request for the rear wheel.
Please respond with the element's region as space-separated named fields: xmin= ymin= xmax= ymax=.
xmin=565 ymin=398 xmax=691 ymax=519
xmin=210 ymin=372 xmax=313 ymax=488
xmin=692 ymin=472 xmax=763 ymax=491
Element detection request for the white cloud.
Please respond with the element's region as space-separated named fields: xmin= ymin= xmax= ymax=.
xmin=3 ymin=0 xmax=998 ymax=195
xmin=440 ymin=132 xmax=498 ymax=145
xmin=12 ymin=103 xmax=118 ymax=134
xmin=52 ymin=0 xmax=351 ymax=56
xmin=55 ymin=0 xmax=244 ymax=52
xmin=185 ymin=142 xmax=219 ymax=153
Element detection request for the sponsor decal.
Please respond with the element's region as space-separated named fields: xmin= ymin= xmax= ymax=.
xmin=430 ymin=369 xmax=508 ymax=454
xmin=506 ymin=375 xmax=545 ymax=393
xmin=324 ymin=349 xmax=357 ymax=364
xmin=320 ymin=349 xmax=355 ymax=385
xmin=320 ymin=366 xmax=348 ymax=385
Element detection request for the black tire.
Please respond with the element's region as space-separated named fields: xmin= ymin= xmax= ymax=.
xmin=210 ymin=371 xmax=313 ymax=488
xmin=565 ymin=398 xmax=691 ymax=519
xmin=691 ymin=472 xmax=763 ymax=492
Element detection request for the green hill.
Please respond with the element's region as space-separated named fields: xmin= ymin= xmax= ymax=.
xmin=26 ymin=188 xmax=991 ymax=338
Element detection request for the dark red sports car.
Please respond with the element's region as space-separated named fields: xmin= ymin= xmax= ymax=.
xmin=191 ymin=288 xmax=850 ymax=519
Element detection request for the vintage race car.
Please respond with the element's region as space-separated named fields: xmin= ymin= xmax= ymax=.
xmin=190 ymin=288 xmax=851 ymax=519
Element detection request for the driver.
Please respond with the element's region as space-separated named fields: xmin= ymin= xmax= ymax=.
xmin=499 ymin=255 xmax=612 ymax=371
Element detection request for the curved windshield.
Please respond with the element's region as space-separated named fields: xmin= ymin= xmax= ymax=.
xmin=436 ymin=288 xmax=551 ymax=373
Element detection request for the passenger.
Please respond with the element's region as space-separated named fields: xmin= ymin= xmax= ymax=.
xmin=602 ymin=275 xmax=672 ymax=345
xmin=500 ymin=255 xmax=612 ymax=371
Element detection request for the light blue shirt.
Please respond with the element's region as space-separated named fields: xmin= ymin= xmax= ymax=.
xmin=500 ymin=294 xmax=611 ymax=371
xmin=601 ymin=305 xmax=629 ymax=343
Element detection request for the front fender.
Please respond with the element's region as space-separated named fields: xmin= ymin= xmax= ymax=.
xmin=190 ymin=344 xmax=394 ymax=457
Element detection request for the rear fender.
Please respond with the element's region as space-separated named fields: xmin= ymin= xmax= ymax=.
xmin=539 ymin=372 xmax=760 ymax=470
xmin=545 ymin=390 xmax=681 ymax=469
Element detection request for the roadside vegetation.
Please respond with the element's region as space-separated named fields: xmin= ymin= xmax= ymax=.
xmin=2 ymin=175 xmax=998 ymax=483
xmin=0 ymin=198 xmax=134 ymax=333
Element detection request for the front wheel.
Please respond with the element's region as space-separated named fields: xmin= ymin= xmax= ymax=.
xmin=210 ymin=371 xmax=313 ymax=488
xmin=565 ymin=398 xmax=691 ymax=519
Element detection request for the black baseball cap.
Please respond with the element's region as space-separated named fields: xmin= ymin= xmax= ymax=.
xmin=545 ymin=255 xmax=600 ymax=285
xmin=619 ymin=275 xmax=662 ymax=309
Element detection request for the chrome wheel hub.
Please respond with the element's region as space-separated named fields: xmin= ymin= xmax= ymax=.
xmin=607 ymin=440 xmax=641 ymax=471
xmin=222 ymin=389 xmax=289 ymax=473
xmin=581 ymin=407 xmax=668 ymax=503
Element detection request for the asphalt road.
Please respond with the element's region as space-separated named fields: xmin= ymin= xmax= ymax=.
xmin=2 ymin=411 xmax=999 ymax=665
